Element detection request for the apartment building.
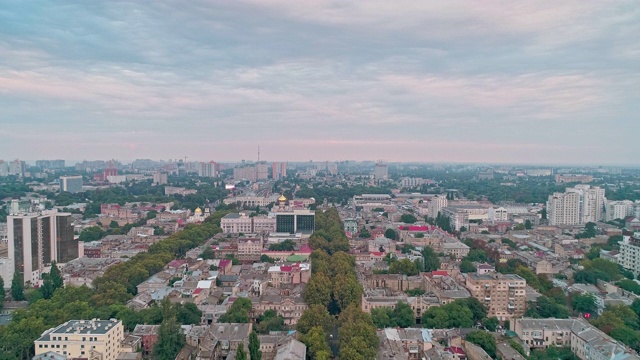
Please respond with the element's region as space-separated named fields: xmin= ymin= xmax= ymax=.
xmin=238 ymin=238 xmax=262 ymax=262
xmin=547 ymin=191 xmax=581 ymax=226
xmin=466 ymin=273 xmax=526 ymax=321
xmin=35 ymin=319 xmax=124 ymax=360
xmin=428 ymin=196 xmax=448 ymax=219
xmin=618 ymin=236 xmax=640 ymax=275
xmin=606 ymin=200 xmax=635 ymax=221
xmin=555 ymin=174 xmax=593 ymax=184
xmin=513 ymin=318 xmax=639 ymax=360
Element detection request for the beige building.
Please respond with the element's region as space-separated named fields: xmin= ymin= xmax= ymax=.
xmin=221 ymin=213 xmax=276 ymax=234
xmin=251 ymin=295 xmax=308 ymax=325
xmin=428 ymin=195 xmax=448 ymax=219
xmin=466 ymin=273 xmax=526 ymax=321
xmin=238 ymin=238 xmax=263 ymax=262
xmin=35 ymin=319 xmax=124 ymax=360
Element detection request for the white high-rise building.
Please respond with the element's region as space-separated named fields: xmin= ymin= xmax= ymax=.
xmin=547 ymin=185 xmax=606 ymax=226
xmin=428 ymin=195 xmax=448 ymax=219
xmin=6 ymin=210 xmax=78 ymax=285
xmin=570 ymin=185 xmax=606 ymax=224
xmin=606 ymin=200 xmax=634 ymax=221
xmin=619 ymin=236 xmax=640 ymax=275
xmin=374 ymin=162 xmax=388 ymax=181
xmin=547 ymin=192 xmax=581 ymax=225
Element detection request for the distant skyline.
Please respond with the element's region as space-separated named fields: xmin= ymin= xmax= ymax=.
xmin=1 ymin=1 xmax=638 ymax=165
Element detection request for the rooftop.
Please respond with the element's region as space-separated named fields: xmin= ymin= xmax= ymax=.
xmin=37 ymin=319 xmax=121 ymax=341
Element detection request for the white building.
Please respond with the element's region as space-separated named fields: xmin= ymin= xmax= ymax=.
xmin=374 ymin=163 xmax=388 ymax=182
xmin=428 ymin=195 xmax=448 ymax=219
xmin=606 ymin=200 xmax=634 ymax=221
xmin=547 ymin=191 xmax=581 ymax=226
xmin=618 ymin=236 xmax=640 ymax=275
xmin=488 ymin=207 xmax=508 ymax=223
xmin=571 ymin=185 xmax=606 ymax=224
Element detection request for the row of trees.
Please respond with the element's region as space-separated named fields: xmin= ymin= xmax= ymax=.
xmin=298 ymin=208 xmax=378 ymax=359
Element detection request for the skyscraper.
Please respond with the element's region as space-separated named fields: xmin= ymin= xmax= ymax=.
xmin=7 ymin=210 xmax=78 ymax=285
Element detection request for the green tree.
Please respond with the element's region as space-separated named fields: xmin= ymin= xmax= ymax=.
xmin=175 ymin=302 xmax=203 ymax=325
xmin=384 ymin=228 xmax=398 ymax=240
xmin=465 ymin=330 xmax=496 ymax=358
xmin=50 ymin=261 xmax=64 ymax=290
xmin=304 ymin=272 xmax=332 ymax=306
xmin=459 ymin=260 xmax=476 ymax=273
xmin=525 ymin=219 xmax=533 ymax=229
xmin=481 ymin=317 xmax=499 ymax=331
xmin=389 ymin=259 xmax=419 ymax=276
xmin=260 ymin=254 xmax=276 ymax=263
xmin=199 ymin=246 xmax=214 ymax=259
xmin=405 ymin=288 xmax=425 ymax=296
xmin=571 ymin=293 xmax=598 ymax=314
xmin=297 ymin=304 xmax=334 ymax=335
xmin=301 ymin=326 xmax=331 ymax=360
xmin=393 ymin=302 xmax=415 ymax=328
xmin=236 ymin=343 xmax=248 ymax=360
xmin=421 ymin=246 xmax=440 ymax=272
xmin=255 ymin=310 xmax=285 ymax=334
xmin=333 ymin=273 xmax=363 ymax=310
xmin=11 ymin=271 xmax=25 ymax=301
xmin=249 ymin=331 xmax=262 ymax=360
xmin=400 ymin=214 xmax=418 ymax=224
xmin=219 ymin=297 xmax=252 ymax=323
xmin=152 ymin=314 xmax=186 ymax=360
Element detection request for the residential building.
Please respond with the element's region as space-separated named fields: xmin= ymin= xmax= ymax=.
xmin=7 ymin=210 xmax=78 ymax=285
xmin=377 ymin=328 xmax=433 ymax=360
xmin=619 ymin=236 xmax=640 ymax=275
xmin=428 ymin=196 xmax=448 ymax=219
xmin=488 ymin=207 xmax=508 ymax=223
xmin=60 ymin=176 xmax=83 ymax=193
xmin=572 ymin=185 xmax=606 ymax=223
xmin=466 ymin=273 xmax=526 ymax=321
xmin=440 ymin=207 xmax=469 ymax=231
xmin=606 ymin=200 xmax=635 ymax=221
xmin=198 ymin=161 xmax=220 ymax=178
xmin=152 ymin=172 xmax=168 ymax=185
xmin=513 ymin=318 xmax=639 ymax=360
xmin=272 ymin=162 xmax=287 ymax=180
xmin=374 ymin=162 xmax=388 ymax=182
xmin=34 ymin=319 xmax=124 ymax=360
xmin=209 ymin=323 xmax=252 ymax=359
xmin=131 ymin=325 xmax=160 ymax=357
xmin=238 ymin=238 xmax=262 ymax=262
xmin=547 ymin=191 xmax=581 ymax=226
xmin=274 ymin=338 xmax=306 ymax=360
xmin=164 ymin=186 xmax=197 ymax=196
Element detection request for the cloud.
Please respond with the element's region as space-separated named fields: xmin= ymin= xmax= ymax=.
xmin=0 ymin=0 xmax=638 ymax=164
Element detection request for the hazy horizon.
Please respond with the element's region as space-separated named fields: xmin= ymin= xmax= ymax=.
xmin=1 ymin=1 xmax=638 ymax=165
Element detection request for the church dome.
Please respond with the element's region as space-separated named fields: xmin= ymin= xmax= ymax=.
xmin=195 ymin=207 xmax=202 ymax=214
xmin=278 ymin=195 xmax=287 ymax=202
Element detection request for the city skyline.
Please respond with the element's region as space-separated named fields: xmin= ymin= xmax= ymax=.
xmin=1 ymin=1 xmax=638 ymax=164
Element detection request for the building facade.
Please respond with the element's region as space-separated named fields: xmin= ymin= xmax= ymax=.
xmin=7 ymin=210 xmax=78 ymax=285
xmin=466 ymin=273 xmax=526 ymax=321
xmin=35 ymin=319 xmax=124 ymax=360
xmin=60 ymin=176 xmax=83 ymax=193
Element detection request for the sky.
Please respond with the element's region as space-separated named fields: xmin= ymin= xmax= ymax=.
xmin=0 ymin=1 xmax=639 ymax=165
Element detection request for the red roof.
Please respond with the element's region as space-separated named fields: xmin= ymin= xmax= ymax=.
xmin=370 ymin=252 xmax=384 ymax=256
xmin=168 ymin=259 xmax=187 ymax=268
xmin=431 ymin=270 xmax=448 ymax=276
xmin=445 ymin=346 xmax=465 ymax=355
xmin=280 ymin=266 xmax=293 ymax=272
xmin=218 ymin=259 xmax=232 ymax=268
xmin=401 ymin=225 xmax=433 ymax=231
xmin=193 ymin=288 xmax=203 ymax=295
xmin=298 ymin=244 xmax=312 ymax=254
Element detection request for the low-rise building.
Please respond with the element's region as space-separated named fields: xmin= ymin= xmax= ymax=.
xmin=34 ymin=319 xmax=124 ymax=360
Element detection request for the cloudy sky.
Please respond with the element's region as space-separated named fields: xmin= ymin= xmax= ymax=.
xmin=1 ymin=1 xmax=638 ymax=165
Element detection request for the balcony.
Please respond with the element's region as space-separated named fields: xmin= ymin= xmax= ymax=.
xmin=484 ymin=297 xmax=491 ymax=301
